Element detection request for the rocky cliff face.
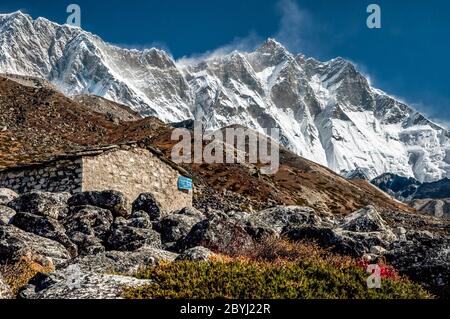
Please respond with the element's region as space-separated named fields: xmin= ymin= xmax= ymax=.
xmin=1 ymin=11 xmax=450 ymax=182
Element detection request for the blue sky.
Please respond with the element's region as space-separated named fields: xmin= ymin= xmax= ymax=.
xmin=2 ymin=0 xmax=450 ymax=127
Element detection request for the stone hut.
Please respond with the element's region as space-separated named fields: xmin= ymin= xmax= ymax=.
xmin=0 ymin=143 xmax=192 ymax=213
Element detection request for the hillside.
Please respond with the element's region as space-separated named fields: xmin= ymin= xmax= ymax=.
xmin=1 ymin=12 xmax=449 ymax=182
xmin=0 ymin=75 xmax=411 ymax=215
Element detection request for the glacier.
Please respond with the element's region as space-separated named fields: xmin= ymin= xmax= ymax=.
xmin=0 ymin=11 xmax=449 ymax=182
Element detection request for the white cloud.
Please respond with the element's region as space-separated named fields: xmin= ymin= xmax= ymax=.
xmin=274 ymin=0 xmax=315 ymax=53
xmin=176 ymin=31 xmax=262 ymax=66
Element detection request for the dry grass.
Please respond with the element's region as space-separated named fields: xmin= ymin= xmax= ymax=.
xmin=0 ymin=253 xmax=54 ymax=295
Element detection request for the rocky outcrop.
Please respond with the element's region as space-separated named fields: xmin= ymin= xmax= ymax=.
xmin=63 ymin=206 xmax=114 ymax=244
xmin=250 ymin=206 xmax=328 ymax=234
xmin=154 ymin=213 xmax=202 ymax=243
xmin=59 ymin=246 xmax=178 ymax=275
xmin=284 ymin=206 xmax=398 ymax=257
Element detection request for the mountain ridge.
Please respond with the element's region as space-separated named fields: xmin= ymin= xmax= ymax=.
xmin=1 ymin=11 xmax=449 ymax=182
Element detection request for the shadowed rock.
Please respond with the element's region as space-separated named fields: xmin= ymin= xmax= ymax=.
xmin=68 ymin=191 xmax=129 ymax=218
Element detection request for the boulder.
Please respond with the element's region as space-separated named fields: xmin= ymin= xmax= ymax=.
xmin=284 ymin=226 xmax=368 ymax=257
xmin=0 ymin=274 xmax=13 ymax=299
xmin=8 ymin=191 xmax=70 ymax=220
xmin=68 ymin=191 xmax=130 ymax=218
xmin=154 ymin=214 xmax=201 ymax=243
xmin=285 ymin=206 xmax=399 ymax=257
xmin=106 ymin=219 xmax=162 ymax=251
xmin=19 ymin=267 xmax=152 ymax=299
xmin=223 ymin=211 xmax=277 ymax=241
xmin=64 ymin=206 xmax=114 ymax=242
xmin=0 ymin=188 xmax=18 ymax=206
xmin=251 ymin=206 xmax=326 ymax=234
xmin=176 ymin=246 xmax=214 ymax=262
xmin=126 ymin=211 xmax=152 ymax=229
xmin=243 ymin=218 xmax=278 ymax=241
xmin=0 ymin=225 xmax=71 ymax=266
xmin=341 ymin=206 xmax=390 ymax=233
xmin=177 ymin=217 xmax=255 ymax=255
xmin=60 ymin=246 xmax=178 ymax=275
xmin=66 ymin=232 xmax=105 ymax=256
xmin=0 ymin=205 xmax=16 ymax=225
xmin=132 ymin=193 xmax=162 ymax=220
xmin=11 ymin=212 xmax=77 ymax=257
xmin=177 ymin=207 xmax=205 ymax=220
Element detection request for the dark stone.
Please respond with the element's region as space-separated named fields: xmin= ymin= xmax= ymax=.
xmin=154 ymin=214 xmax=200 ymax=243
xmin=384 ymin=237 xmax=450 ymax=297
xmin=177 ymin=217 xmax=255 ymax=255
xmin=340 ymin=206 xmax=389 ymax=233
xmin=68 ymin=191 xmax=130 ymax=218
xmin=0 ymin=225 xmax=71 ymax=265
xmin=64 ymin=206 xmax=114 ymax=242
xmin=132 ymin=193 xmax=162 ymax=220
xmin=66 ymin=232 xmax=105 ymax=256
xmin=126 ymin=211 xmax=152 ymax=229
xmin=11 ymin=212 xmax=77 ymax=257
xmin=251 ymin=206 xmax=324 ymax=234
xmin=106 ymin=220 xmax=162 ymax=251
xmin=177 ymin=207 xmax=205 ymax=220
xmin=284 ymin=226 xmax=367 ymax=257
xmin=8 ymin=191 xmax=70 ymax=219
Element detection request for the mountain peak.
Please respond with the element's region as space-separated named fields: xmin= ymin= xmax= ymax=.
xmin=258 ymin=38 xmax=289 ymax=54
xmin=0 ymin=10 xmax=31 ymax=26
xmin=0 ymin=12 xmax=449 ymax=183
xmin=0 ymin=10 xmax=28 ymax=18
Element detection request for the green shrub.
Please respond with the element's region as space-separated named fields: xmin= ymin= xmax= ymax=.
xmin=124 ymin=256 xmax=433 ymax=299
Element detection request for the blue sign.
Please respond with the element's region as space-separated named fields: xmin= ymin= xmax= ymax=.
xmin=178 ymin=176 xmax=193 ymax=191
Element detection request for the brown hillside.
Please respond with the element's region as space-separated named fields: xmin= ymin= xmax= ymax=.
xmin=0 ymin=75 xmax=412 ymax=215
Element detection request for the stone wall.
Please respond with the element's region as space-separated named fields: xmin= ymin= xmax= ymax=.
xmin=0 ymin=158 xmax=82 ymax=194
xmin=82 ymin=147 xmax=192 ymax=213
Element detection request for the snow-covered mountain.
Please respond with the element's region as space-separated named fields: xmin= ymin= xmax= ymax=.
xmin=1 ymin=11 xmax=449 ymax=182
